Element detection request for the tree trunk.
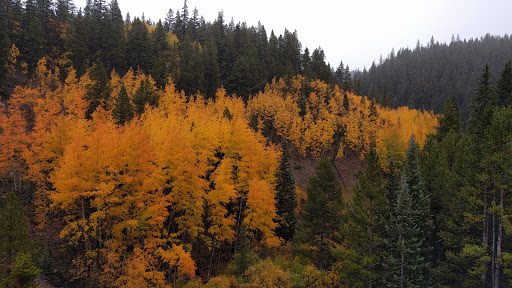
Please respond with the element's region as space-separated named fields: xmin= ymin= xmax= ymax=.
xmin=494 ymin=188 xmax=503 ymax=288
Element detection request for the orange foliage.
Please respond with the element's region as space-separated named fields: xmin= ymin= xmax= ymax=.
xmin=248 ymin=76 xmax=438 ymax=168
xmin=0 ymin=60 xmax=281 ymax=286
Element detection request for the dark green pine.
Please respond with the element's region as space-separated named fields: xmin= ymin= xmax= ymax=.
xmin=85 ymin=60 xmax=111 ymax=118
xmin=126 ymin=17 xmax=152 ymax=73
xmin=274 ymin=142 xmax=298 ymax=242
xmin=0 ymin=192 xmax=30 ymax=267
xmin=343 ymin=93 xmax=350 ymax=111
xmin=383 ymin=178 xmax=426 ymax=288
xmin=497 ymin=61 xmax=512 ymax=106
xmin=133 ymin=78 xmax=159 ymax=115
xmin=303 ymin=157 xmax=344 ymax=269
xmin=339 ymin=148 xmax=386 ymax=287
xmin=436 ymin=95 xmax=462 ymax=141
xmin=112 ymin=85 xmax=134 ymax=125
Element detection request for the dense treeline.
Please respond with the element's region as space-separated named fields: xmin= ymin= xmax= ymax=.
xmin=1 ymin=0 xmax=512 ymax=287
xmin=0 ymin=0 xmax=344 ymax=103
xmin=353 ymin=34 xmax=512 ymax=120
xmin=0 ymin=57 xmax=436 ymax=287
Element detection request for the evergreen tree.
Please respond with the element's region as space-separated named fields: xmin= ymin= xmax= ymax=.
xmin=335 ymin=60 xmax=345 ymax=87
xmin=274 ymin=142 xmax=298 ymax=242
xmin=3 ymin=252 xmax=40 ymax=288
xmin=0 ymin=192 xmax=30 ymax=268
xmin=469 ymin=63 xmax=497 ymax=133
xmin=302 ymin=158 xmax=344 ymax=269
xmin=337 ymin=148 xmax=387 ymax=287
xmin=112 ymin=85 xmax=133 ymax=125
xmin=85 ymin=60 xmax=110 ymax=118
xmin=497 ymin=61 xmax=512 ymax=105
xmin=150 ymin=20 xmax=170 ymax=88
xmin=436 ymin=95 xmax=462 ymax=141
xmin=133 ymin=78 xmax=159 ymax=115
xmin=163 ymin=8 xmax=175 ymax=32
xmin=176 ymin=36 xmax=203 ymax=95
xmin=383 ymin=136 xmax=432 ymax=287
xmin=343 ymin=93 xmax=350 ymax=111
xmin=67 ymin=9 xmax=89 ymax=75
xmin=126 ymin=17 xmax=152 ymax=73
xmin=381 ymin=85 xmax=389 ymax=107
xmin=342 ymin=65 xmax=352 ymax=92
xmin=203 ymin=37 xmax=220 ymax=99
xmin=103 ymin=0 xmax=126 ymax=73
xmin=18 ymin=1 xmax=46 ymax=72
xmin=0 ymin=0 xmax=11 ymax=99
xmin=383 ymin=179 xmax=426 ymax=288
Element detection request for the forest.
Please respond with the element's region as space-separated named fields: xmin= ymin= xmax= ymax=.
xmin=0 ymin=0 xmax=512 ymax=288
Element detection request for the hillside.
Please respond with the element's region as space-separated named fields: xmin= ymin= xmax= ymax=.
xmin=353 ymin=34 xmax=512 ymax=120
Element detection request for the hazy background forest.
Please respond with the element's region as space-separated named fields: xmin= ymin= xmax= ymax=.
xmin=1 ymin=0 xmax=512 ymax=287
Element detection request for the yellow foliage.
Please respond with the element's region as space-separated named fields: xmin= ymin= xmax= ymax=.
xmin=248 ymin=76 xmax=438 ymax=168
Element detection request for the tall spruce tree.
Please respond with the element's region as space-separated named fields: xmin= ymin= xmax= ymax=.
xmin=337 ymin=148 xmax=387 ymax=287
xmin=112 ymin=85 xmax=133 ymax=125
xmin=436 ymin=95 xmax=462 ymax=141
xmin=274 ymin=142 xmax=298 ymax=242
xmin=302 ymin=157 xmax=344 ymax=269
xmin=383 ymin=136 xmax=432 ymax=287
xmin=85 ymin=60 xmax=110 ymax=118
xmin=497 ymin=61 xmax=512 ymax=105
xmin=133 ymin=78 xmax=159 ymax=115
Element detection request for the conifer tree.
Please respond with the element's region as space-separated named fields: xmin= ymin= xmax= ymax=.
xmin=3 ymin=252 xmax=40 ymax=288
xmin=133 ymin=78 xmax=159 ymax=115
xmin=274 ymin=142 xmax=298 ymax=242
xmin=126 ymin=17 xmax=152 ymax=73
xmin=337 ymin=148 xmax=386 ymax=287
xmin=0 ymin=192 xmax=29 ymax=267
xmin=302 ymin=158 xmax=344 ymax=269
xmin=381 ymin=85 xmax=389 ymax=107
xmin=343 ymin=93 xmax=350 ymax=111
xmin=383 ymin=136 xmax=432 ymax=287
xmin=112 ymin=85 xmax=133 ymax=125
xmin=436 ymin=95 xmax=462 ymax=141
xmin=497 ymin=61 xmax=512 ymax=105
xmin=85 ymin=60 xmax=110 ymax=118
xmin=203 ymin=37 xmax=220 ymax=99
xmin=383 ymin=179 xmax=426 ymax=288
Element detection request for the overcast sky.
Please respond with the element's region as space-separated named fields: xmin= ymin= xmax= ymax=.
xmin=75 ymin=0 xmax=512 ymax=70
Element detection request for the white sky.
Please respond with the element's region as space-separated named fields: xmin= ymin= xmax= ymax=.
xmin=75 ymin=0 xmax=512 ymax=70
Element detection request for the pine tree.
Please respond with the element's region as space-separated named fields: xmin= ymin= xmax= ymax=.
xmin=112 ymin=85 xmax=134 ymax=125
xmin=335 ymin=61 xmax=345 ymax=87
xmin=151 ymin=20 xmax=170 ymax=88
xmin=0 ymin=192 xmax=30 ymax=268
xmin=133 ymin=78 xmax=159 ymax=115
xmin=470 ymin=64 xmax=497 ymax=134
xmin=274 ymin=142 xmax=298 ymax=242
xmin=126 ymin=17 xmax=152 ymax=73
xmin=383 ymin=179 xmax=426 ymax=288
xmin=497 ymin=61 xmax=512 ymax=105
xmin=383 ymin=136 xmax=432 ymax=287
xmin=381 ymin=85 xmax=389 ymax=107
xmin=343 ymin=93 xmax=350 ymax=111
xmin=203 ymin=37 xmax=220 ymax=99
xmin=302 ymin=157 xmax=344 ymax=269
xmin=85 ymin=60 xmax=110 ymax=118
xmin=337 ymin=148 xmax=387 ymax=287
xmin=4 ymin=252 xmax=40 ymax=288
xmin=436 ymin=95 xmax=462 ymax=141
